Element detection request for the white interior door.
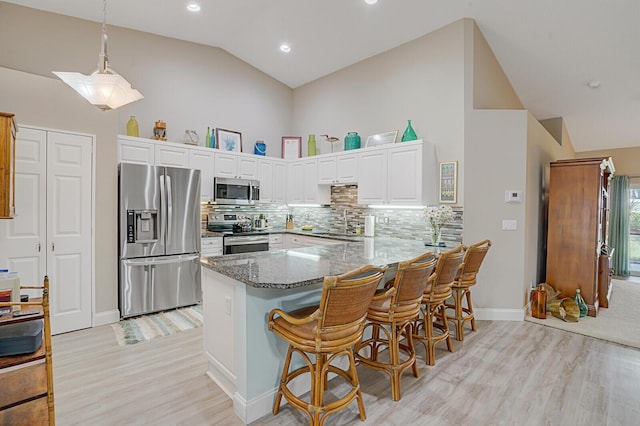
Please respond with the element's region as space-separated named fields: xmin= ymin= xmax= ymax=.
xmin=0 ymin=128 xmax=46 ymax=297
xmin=46 ymin=131 xmax=92 ymax=334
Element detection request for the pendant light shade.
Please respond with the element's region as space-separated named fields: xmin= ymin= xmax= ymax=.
xmin=53 ymin=0 xmax=143 ymax=111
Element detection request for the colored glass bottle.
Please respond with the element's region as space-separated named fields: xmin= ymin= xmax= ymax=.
xmin=126 ymin=116 xmax=139 ymax=137
xmin=344 ymin=132 xmax=361 ymax=150
xmin=401 ymin=119 xmax=417 ymax=142
xmin=307 ymin=134 xmax=317 ymax=156
xmin=531 ymin=284 xmax=547 ymax=319
xmin=573 ymin=288 xmax=588 ymax=318
xmin=205 ymin=127 xmax=211 ymax=148
xmin=210 ymin=128 xmax=216 ymax=148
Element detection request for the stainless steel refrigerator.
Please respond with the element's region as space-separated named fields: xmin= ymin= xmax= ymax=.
xmin=118 ymin=163 xmax=202 ymax=318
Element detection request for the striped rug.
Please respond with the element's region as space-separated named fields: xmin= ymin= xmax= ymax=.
xmin=111 ymin=304 xmax=203 ymax=346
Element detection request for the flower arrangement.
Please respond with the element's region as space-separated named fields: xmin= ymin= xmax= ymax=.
xmin=425 ymin=205 xmax=455 ymax=245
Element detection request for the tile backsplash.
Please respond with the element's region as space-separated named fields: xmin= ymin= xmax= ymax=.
xmin=202 ymin=185 xmax=463 ymax=244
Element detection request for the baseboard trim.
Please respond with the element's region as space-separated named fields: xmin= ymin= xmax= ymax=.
xmin=475 ymin=308 xmax=524 ymax=321
xmin=93 ymin=309 xmax=120 ymax=327
xmin=205 ymin=352 xmax=236 ymax=400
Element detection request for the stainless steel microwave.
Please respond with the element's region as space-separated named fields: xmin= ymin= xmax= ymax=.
xmin=213 ymin=177 xmax=260 ymax=204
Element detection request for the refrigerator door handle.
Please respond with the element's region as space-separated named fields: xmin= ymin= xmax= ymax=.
xmin=122 ymin=254 xmax=199 ymax=266
xmin=166 ymin=174 xmax=173 ymax=243
xmin=159 ymin=174 xmax=166 ymax=246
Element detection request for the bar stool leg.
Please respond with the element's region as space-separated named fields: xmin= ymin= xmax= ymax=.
xmin=273 ymin=345 xmax=294 ymax=415
xmin=466 ymin=290 xmax=477 ymax=332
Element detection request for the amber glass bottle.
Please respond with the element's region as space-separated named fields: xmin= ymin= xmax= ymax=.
xmin=531 ymin=284 xmax=547 ymax=319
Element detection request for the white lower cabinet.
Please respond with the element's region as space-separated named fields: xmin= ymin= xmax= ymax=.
xmin=201 ymin=237 xmax=223 ymax=257
xmin=268 ymin=233 xmax=284 ymax=251
xmin=284 ymin=234 xmax=343 ymax=249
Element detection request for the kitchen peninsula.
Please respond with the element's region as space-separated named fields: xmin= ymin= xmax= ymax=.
xmin=200 ymin=235 xmax=445 ymax=423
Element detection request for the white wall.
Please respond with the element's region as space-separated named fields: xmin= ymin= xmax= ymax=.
xmin=0 ymin=3 xmax=293 ymax=317
xmin=292 ymin=19 xmax=466 ymax=203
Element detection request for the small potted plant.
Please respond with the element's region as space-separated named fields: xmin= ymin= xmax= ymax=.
xmin=425 ymin=205 xmax=454 ymax=246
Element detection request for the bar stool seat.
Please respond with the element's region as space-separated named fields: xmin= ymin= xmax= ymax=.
xmin=356 ymin=252 xmax=437 ymax=401
xmin=413 ymin=245 xmax=465 ymax=366
xmin=446 ymin=239 xmax=491 ymax=341
xmin=268 ymin=264 xmax=386 ymax=426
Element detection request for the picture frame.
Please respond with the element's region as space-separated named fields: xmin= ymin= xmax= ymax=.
xmin=365 ymin=130 xmax=398 ymax=148
xmin=282 ymin=136 xmax=302 ymax=159
xmin=439 ymin=161 xmax=458 ymax=204
xmin=216 ymin=128 xmax=242 ymax=153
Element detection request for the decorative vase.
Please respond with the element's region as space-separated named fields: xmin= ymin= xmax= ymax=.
xmin=205 ymin=127 xmax=211 ymax=148
xmin=344 ymin=132 xmax=361 ymax=150
xmin=307 ymin=134 xmax=317 ymax=156
xmin=573 ymin=288 xmax=588 ymax=318
xmin=254 ymin=140 xmax=266 ymax=156
xmin=431 ymin=228 xmax=441 ymax=246
xmin=126 ymin=116 xmax=139 ymax=137
xmin=401 ymin=119 xmax=417 ymax=142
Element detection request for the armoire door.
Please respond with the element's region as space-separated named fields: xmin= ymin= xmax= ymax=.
xmin=0 ymin=127 xmax=93 ymax=334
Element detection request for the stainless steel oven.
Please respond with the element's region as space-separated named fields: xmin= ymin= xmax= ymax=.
xmin=223 ymin=234 xmax=269 ymax=255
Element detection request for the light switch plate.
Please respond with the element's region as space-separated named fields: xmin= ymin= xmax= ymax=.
xmin=502 ymin=219 xmax=517 ymax=231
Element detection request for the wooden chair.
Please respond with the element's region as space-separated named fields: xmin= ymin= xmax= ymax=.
xmin=268 ymin=264 xmax=386 ymax=426
xmin=446 ymin=239 xmax=491 ymax=341
xmin=413 ymin=245 xmax=465 ymax=366
xmin=355 ymin=252 xmax=437 ymax=401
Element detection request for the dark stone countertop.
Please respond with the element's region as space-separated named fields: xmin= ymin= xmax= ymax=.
xmin=200 ymin=237 xmax=451 ymax=289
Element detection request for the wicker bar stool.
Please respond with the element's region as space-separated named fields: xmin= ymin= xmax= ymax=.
xmin=413 ymin=245 xmax=465 ymax=366
xmin=355 ymin=252 xmax=437 ymax=401
xmin=446 ymin=239 xmax=491 ymax=341
xmin=268 ymin=264 xmax=386 ymax=426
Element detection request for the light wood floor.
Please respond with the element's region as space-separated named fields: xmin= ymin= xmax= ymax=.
xmin=52 ymin=320 xmax=640 ymax=425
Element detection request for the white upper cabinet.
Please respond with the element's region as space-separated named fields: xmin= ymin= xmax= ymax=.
xmin=258 ymin=157 xmax=287 ymax=204
xmin=155 ymin=144 xmax=189 ymax=168
xmin=317 ymin=151 xmax=358 ymax=185
xmin=357 ymin=140 xmax=437 ymax=205
xmin=189 ymin=148 xmax=215 ymax=201
xmin=287 ymin=158 xmax=330 ymax=205
xmin=215 ymin=151 xmax=258 ymax=179
xmin=118 ymin=136 xmax=155 ymax=165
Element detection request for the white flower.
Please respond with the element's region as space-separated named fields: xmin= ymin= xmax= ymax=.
xmin=425 ymin=205 xmax=454 ymax=231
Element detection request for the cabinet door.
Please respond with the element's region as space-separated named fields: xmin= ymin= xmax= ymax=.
xmin=388 ymin=144 xmax=422 ymax=205
xmin=287 ymin=161 xmax=304 ymax=204
xmin=357 ymin=149 xmax=387 ymax=205
xmin=47 ymin=131 xmax=93 ymax=334
xmin=189 ymin=148 xmax=215 ymax=202
xmin=237 ymin=155 xmax=258 ymax=179
xmin=258 ymin=159 xmax=274 ymax=202
xmin=118 ymin=138 xmax=154 ymax=164
xmin=272 ymin=161 xmax=287 ymax=203
xmin=317 ymin=155 xmax=336 ymax=184
xmin=0 ymin=127 xmax=46 ymax=294
xmin=303 ymin=159 xmax=329 ymax=204
xmin=335 ymin=152 xmax=358 ymax=183
xmin=214 ymin=152 xmax=237 ymax=178
xmin=155 ymin=144 xmax=189 ymax=168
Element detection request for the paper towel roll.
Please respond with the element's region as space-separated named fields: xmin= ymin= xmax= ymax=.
xmin=364 ymin=215 xmax=375 ymax=237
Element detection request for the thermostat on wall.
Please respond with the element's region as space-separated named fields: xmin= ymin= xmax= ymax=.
xmin=505 ymin=190 xmax=522 ymax=203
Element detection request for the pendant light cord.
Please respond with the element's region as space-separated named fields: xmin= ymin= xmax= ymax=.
xmin=98 ymin=0 xmax=110 ymax=73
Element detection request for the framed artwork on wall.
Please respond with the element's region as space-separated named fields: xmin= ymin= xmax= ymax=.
xmin=282 ymin=136 xmax=301 ymax=159
xmin=216 ymin=128 xmax=242 ymax=152
xmin=439 ymin=161 xmax=457 ymax=204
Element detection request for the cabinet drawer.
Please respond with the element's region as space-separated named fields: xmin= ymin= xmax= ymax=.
xmin=0 ymin=360 xmax=47 ymax=408
xmin=0 ymin=394 xmax=48 ymax=425
xmin=201 ymin=237 xmax=223 ymax=249
xmin=269 ymin=234 xmax=283 ymax=244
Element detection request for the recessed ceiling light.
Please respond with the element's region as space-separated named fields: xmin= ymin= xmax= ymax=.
xmin=187 ymin=3 xmax=201 ymax=12
xmin=365 ymin=0 xmax=378 ymax=4
xmin=280 ymin=44 xmax=291 ymax=53
xmin=587 ymin=80 xmax=600 ymax=89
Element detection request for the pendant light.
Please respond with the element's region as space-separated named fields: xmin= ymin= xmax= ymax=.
xmin=53 ymin=0 xmax=143 ymax=111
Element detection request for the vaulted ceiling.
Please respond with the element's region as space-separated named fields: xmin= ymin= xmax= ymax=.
xmin=5 ymin=0 xmax=639 ymax=152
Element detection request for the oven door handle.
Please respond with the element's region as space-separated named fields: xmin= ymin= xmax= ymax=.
xmin=225 ymin=239 xmax=269 ymax=246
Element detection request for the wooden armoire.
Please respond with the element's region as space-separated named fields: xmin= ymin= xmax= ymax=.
xmin=546 ymin=157 xmax=615 ymax=317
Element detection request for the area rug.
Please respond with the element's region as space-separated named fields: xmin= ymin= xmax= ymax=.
xmin=525 ymin=279 xmax=640 ymax=349
xmin=111 ymin=304 xmax=203 ymax=346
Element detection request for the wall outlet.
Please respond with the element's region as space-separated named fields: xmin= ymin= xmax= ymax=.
xmin=502 ymin=219 xmax=517 ymax=230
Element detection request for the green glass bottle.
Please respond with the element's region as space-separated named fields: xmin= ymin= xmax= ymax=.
xmin=307 ymin=134 xmax=317 ymax=156
xmin=205 ymin=127 xmax=211 ymax=148
xmin=573 ymin=288 xmax=588 ymax=318
xmin=126 ymin=116 xmax=139 ymax=137
xmin=401 ymin=119 xmax=417 ymax=142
